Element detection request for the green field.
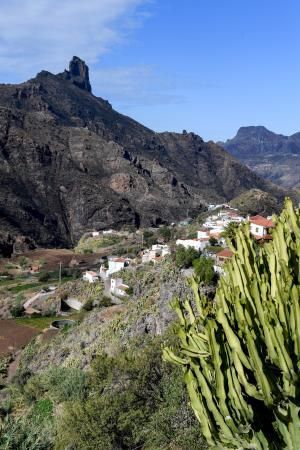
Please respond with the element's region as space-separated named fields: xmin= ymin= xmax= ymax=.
xmin=14 ymin=316 xmax=61 ymax=330
xmin=3 ymin=275 xmax=73 ymax=294
xmin=8 ymin=282 xmax=43 ymax=294
xmin=14 ymin=312 xmax=84 ymax=330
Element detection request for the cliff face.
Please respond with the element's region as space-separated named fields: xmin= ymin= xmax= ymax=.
xmin=0 ymin=58 xmax=290 ymax=248
xmin=221 ymin=126 xmax=300 ymax=189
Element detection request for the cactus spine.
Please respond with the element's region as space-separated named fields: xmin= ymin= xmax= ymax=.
xmin=163 ymin=198 xmax=300 ymax=449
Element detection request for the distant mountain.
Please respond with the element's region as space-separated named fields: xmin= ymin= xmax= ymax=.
xmin=0 ymin=59 xmax=294 ymax=250
xmin=221 ymin=126 xmax=300 ymax=189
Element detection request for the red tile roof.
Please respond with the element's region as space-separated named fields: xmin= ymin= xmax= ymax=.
xmin=250 ymin=215 xmax=274 ymax=228
xmin=217 ymin=248 xmax=234 ymax=258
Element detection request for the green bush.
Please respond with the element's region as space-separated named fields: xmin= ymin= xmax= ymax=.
xmin=175 ymin=245 xmax=200 ymax=268
xmin=192 ymin=256 xmax=215 ymax=284
xmin=24 ymin=367 xmax=87 ymax=404
xmin=99 ymin=295 xmax=112 ymax=307
xmin=55 ymin=337 xmax=206 ymax=450
xmin=18 ymin=256 xmax=29 ymax=269
xmin=38 ymin=272 xmax=50 ymax=282
xmin=10 ymin=303 xmax=24 ymax=318
xmin=208 ymin=236 xmax=218 ymax=246
xmin=83 ymin=298 xmax=94 ymax=311
xmin=125 ymin=286 xmax=134 ymax=296
xmin=158 ymin=226 xmax=172 ymax=242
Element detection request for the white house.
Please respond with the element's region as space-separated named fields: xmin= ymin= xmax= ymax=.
xmin=142 ymin=249 xmax=157 ymax=263
xmin=197 ymin=228 xmax=225 ymax=246
xmin=197 ymin=230 xmax=210 ymax=239
xmin=176 ymin=238 xmax=209 ymax=252
xmin=249 ymin=215 xmax=274 ymax=239
xmin=92 ymin=231 xmax=100 ymax=237
xmin=142 ymin=244 xmax=170 ymax=263
xmin=103 ymin=229 xmax=116 ymax=235
xmin=83 ymin=271 xmax=99 ymax=283
xmin=110 ymin=278 xmax=129 ymax=297
xmin=107 ymin=257 xmax=130 ymax=276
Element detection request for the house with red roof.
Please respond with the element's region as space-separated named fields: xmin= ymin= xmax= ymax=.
xmin=83 ymin=271 xmax=99 ymax=283
xmin=107 ymin=257 xmax=131 ymax=276
xmin=249 ymin=215 xmax=274 ymax=239
xmin=214 ymin=248 xmax=234 ymax=274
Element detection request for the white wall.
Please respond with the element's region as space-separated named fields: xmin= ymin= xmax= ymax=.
xmin=250 ymin=223 xmax=265 ymax=237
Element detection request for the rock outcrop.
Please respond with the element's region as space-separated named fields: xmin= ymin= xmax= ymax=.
xmin=59 ymin=56 xmax=92 ymax=92
xmin=0 ymin=58 xmax=293 ymax=248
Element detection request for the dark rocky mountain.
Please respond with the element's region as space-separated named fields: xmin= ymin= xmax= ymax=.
xmin=221 ymin=126 xmax=300 ymax=189
xmin=0 ymin=58 xmax=293 ymax=250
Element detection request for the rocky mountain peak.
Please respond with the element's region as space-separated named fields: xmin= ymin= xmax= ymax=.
xmin=61 ymin=56 xmax=92 ymax=92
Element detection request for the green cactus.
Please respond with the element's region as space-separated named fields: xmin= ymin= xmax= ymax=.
xmin=164 ymin=198 xmax=300 ymax=449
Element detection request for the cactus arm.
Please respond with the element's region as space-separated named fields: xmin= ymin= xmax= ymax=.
xmin=216 ymin=308 xmax=251 ymax=370
xmin=184 ymin=369 xmax=215 ymax=445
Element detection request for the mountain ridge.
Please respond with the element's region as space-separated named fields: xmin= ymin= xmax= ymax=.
xmin=221 ymin=126 xmax=300 ymax=188
xmin=0 ymin=58 xmax=294 ymax=250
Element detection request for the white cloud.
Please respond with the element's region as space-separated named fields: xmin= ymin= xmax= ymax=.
xmin=91 ymin=65 xmax=184 ymax=107
xmin=0 ymin=0 xmax=149 ymax=81
xmin=0 ymin=0 xmax=210 ymax=108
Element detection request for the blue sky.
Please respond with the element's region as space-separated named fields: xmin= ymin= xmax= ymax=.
xmin=0 ymin=0 xmax=299 ymax=141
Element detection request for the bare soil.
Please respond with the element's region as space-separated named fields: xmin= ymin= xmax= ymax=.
xmin=0 ymin=320 xmax=38 ymax=356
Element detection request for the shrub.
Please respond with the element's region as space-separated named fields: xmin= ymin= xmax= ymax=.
xmin=72 ymin=268 xmax=82 ymax=279
xmin=10 ymin=303 xmax=24 ymax=318
xmin=158 ymin=226 xmax=172 ymax=242
xmin=24 ymin=367 xmax=87 ymax=404
xmin=125 ymin=286 xmax=134 ymax=296
xmin=192 ymin=256 xmax=215 ymax=284
xmin=55 ymin=338 xmax=206 ymax=450
xmin=175 ymin=245 xmax=200 ymax=268
xmin=83 ymin=248 xmax=93 ymax=254
xmin=18 ymin=256 xmax=29 ymax=269
xmin=208 ymin=236 xmax=218 ymax=246
xmin=83 ymin=298 xmax=94 ymax=311
xmin=99 ymin=295 xmax=112 ymax=307
xmin=38 ymin=272 xmax=50 ymax=282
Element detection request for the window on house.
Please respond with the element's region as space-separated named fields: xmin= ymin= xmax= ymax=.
xmin=256 ymin=227 xmax=259 ymax=233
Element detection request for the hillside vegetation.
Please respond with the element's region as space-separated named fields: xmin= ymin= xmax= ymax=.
xmin=0 ymin=258 xmax=211 ymax=449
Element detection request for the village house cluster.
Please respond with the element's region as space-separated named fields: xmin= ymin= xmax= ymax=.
xmin=175 ymin=204 xmax=275 ymax=274
xmin=176 ymin=205 xmax=244 ymax=252
xmin=81 ymin=208 xmax=275 ymax=292
xmin=83 ymin=240 xmax=171 ymax=299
